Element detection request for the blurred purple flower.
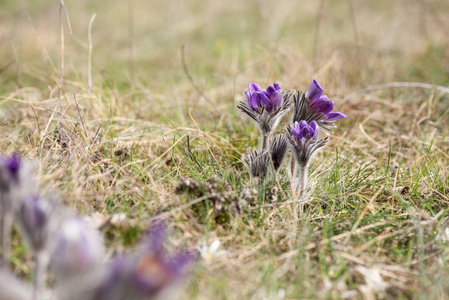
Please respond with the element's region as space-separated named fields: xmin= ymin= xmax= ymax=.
xmin=0 ymin=154 xmax=21 ymax=195
xmin=51 ymin=217 xmax=105 ymax=280
xmin=94 ymin=224 xmax=194 ymax=300
xmin=292 ymin=80 xmax=346 ymax=132
xmin=16 ymin=195 xmax=52 ymax=253
xmin=131 ymin=225 xmax=193 ymax=295
xmin=0 ymin=154 xmax=32 ymax=266
xmin=238 ymin=82 xmax=293 ymax=135
xmin=1 ymin=155 xmax=21 ymax=182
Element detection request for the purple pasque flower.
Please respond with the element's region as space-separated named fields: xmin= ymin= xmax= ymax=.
xmin=94 ymin=224 xmax=194 ymax=300
xmin=292 ymin=80 xmax=346 ymax=132
xmin=285 ymin=120 xmax=329 ymax=168
xmin=307 ymin=80 xmax=346 ymax=121
xmin=245 ymin=82 xmax=283 ymax=113
xmin=291 ymin=120 xmax=319 ymax=144
xmin=238 ymin=82 xmax=293 ymax=135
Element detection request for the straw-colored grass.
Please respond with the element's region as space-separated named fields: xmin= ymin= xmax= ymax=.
xmin=1 ymin=0 xmax=449 ymax=298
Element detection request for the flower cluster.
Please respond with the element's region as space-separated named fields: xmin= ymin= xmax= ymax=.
xmin=0 ymin=154 xmax=194 ymax=300
xmin=238 ymin=80 xmax=346 ymax=198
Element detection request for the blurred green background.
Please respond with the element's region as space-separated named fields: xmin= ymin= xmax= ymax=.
xmin=2 ymin=0 xmax=449 ymax=94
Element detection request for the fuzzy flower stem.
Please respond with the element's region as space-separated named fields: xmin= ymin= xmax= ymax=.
xmin=260 ymin=132 xmax=268 ymax=151
xmin=32 ymin=253 xmax=48 ymax=300
xmin=296 ymin=165 xmax=308 ymax=199
xmin=290 ymin=156 xmax=296 ymax=181
xmin=32 ymin=261 xmax=43 ymax=300
xmin=0 ymin=213 xmax=12 ymax=267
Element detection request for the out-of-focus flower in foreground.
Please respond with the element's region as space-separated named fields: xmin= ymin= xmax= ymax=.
xmin=0 ymin=269 xmax=32 ymax=300
xmin=0 ymin=154 xmax=36 ymax=266
xmin=15 ymin=195 xmax=53 ymax=254
xmin=94 ymin=224 xmax=194 ymax=300
xmin=51 ymin=216 xmax=105 ymax=279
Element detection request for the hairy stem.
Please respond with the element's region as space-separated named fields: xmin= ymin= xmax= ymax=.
xmin=290 ymin=156 xmax=297 ymax=181
xmin=33 ymin=253 xmax=48 ymax=300
xmin=0 ymin=212 xmax=12 ymax=267
xmin=260 ymin=132 xmax=268 ymax=151
xmin=296 ymin=165 xmax=308 ymax=199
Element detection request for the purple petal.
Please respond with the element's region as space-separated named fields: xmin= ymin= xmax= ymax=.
xmin=1 ymin=154 xmax=21 ymax=182
xmin=309 ymin=121 xmax=318 ymax=138
xmin=307 ymin=79 xmax=323 ymax=103
xmin=299 ymin=126 xmax=313 ymax=139
xmin=246 ymin=91 xmax=259 ymax=110
xmin=266 ymin=90 xmax=283 ymax=113
xmin=299 ymin=120 xmax=308 ymax=129
xmin=6 ymin=155 xmax=20 ymax=175
xmin=325 ymin=112 xmax=347 ymax=122
xmin=294 ymin=121 xmax=300 ymax=129
xmin=310 ymin=95 xmax=334 ymax=114
xmin=245 ymin=91 xmax=252 ymax=108
xmin=248 ymin=82 xmax=264 ymax=94
xmin=266 ymin=85 xmax=275 ymax=97
xmin=291 ymin=122 xmax=301 ymax=137
xmin=251 ymin=93 xmax=261 ymax=110
xmin=309 ymin=120 xmax=317 ymax=133
xmin=258 ymin=92 xmax=270 ymax=108
xmin=273 ymin=83 xmax=281 ymax=91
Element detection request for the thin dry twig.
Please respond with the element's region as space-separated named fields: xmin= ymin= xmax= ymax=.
xmin=88 ymin=13 xmax=97 ymax=90
xmin=60 ymin=0 xmax=73 ymax=34
xmin=180 ymin=45 xmax=222 ymax=116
